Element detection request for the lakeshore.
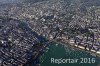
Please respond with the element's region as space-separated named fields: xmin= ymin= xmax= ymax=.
xmin=49 ymin=38 xmax=100 ymax=58
xmin=40 ymin=43 xmax=100 ymax=66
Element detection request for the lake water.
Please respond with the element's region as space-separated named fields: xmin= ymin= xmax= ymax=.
xmin=40 ymin=42 xmax=100 ymax=66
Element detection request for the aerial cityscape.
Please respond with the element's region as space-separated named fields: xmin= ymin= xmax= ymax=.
xmin=0 ymin=0 xmax=100 ymax=66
